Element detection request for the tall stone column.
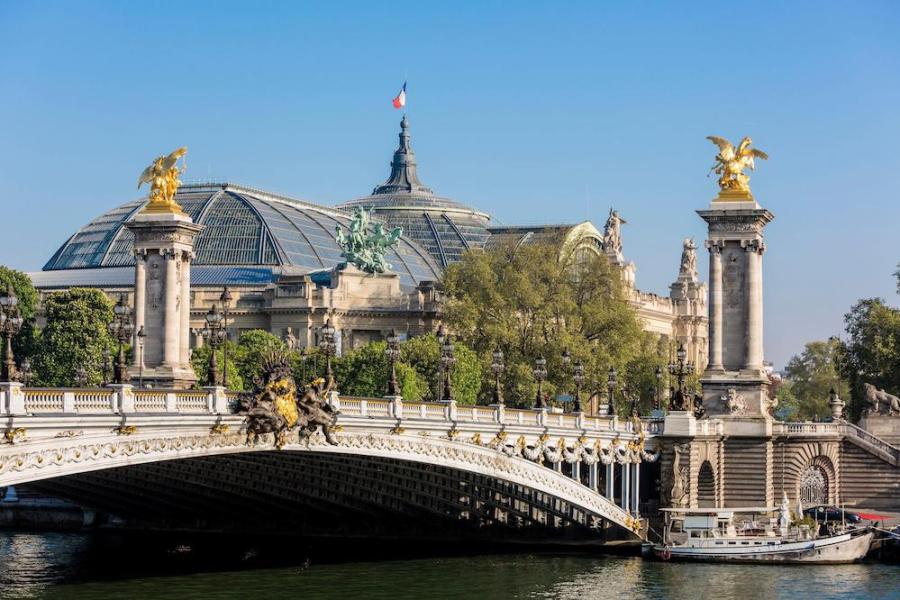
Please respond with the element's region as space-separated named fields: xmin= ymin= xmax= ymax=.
xmin=179 ymin=251 xmax=193 ymax=365
xmin=743 ymin=240 xmax=765 ymax=371
xmin=126 ymin=212 xmax=202 ymax=389
xmin=705 ymin=240 xmax=724 ymax=371
xmin=132 ymin=251 xmax=146 ymax=367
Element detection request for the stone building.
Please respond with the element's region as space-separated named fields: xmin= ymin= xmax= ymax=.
xmin=29 ymin=117 xmax=706 ymax=364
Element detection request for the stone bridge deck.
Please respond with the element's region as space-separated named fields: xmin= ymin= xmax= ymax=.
xmin=0 ymin=385 xmax=661 ymax=541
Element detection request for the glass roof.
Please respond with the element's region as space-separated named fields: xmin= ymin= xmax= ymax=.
xmin=43 ymin=184 xmax=442 ymax=289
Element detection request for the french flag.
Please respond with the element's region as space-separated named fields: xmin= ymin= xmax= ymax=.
xmin=392 ymin=82 xmax=407 ymax=109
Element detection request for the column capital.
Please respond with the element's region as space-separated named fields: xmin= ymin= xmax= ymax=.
xmin=133 ymin=248 xmax=149 ymax=261
xmin=741 ymin=239 xmax=766 ymax=254
xmin=704 ymin=239 xmax=724 ymax=253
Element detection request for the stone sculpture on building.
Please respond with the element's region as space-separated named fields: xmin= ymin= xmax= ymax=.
xmin=137 ymin=146 xmax=189 ymax=214
xmin=602 ymin=208 xmax=624 ymax=256
xmin=679 ymin=238 xmax=697 ymax=278
xmin=863 ymin=383 xmax=900 ymax=416
xmin=335 ymin=207 xmax=403 ymax=274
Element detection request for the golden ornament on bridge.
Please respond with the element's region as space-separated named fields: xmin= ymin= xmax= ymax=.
xmin=137 ymin=146 xmax=188 ymax=214
xmin=706 ymin=136 xmax=768 ymax=199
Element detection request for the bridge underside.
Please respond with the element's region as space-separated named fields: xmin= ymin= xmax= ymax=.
xmin=20 ymin=452 xmax=629 ymax=545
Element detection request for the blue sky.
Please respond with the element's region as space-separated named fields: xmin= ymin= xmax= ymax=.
xmin=1 ymin=1 xmax=898 ymax=368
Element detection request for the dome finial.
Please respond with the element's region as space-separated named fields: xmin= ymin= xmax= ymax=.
xmin=372 ymin=115 xmax=432 ymax=195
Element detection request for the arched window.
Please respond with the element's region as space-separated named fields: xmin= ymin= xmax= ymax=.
xmin=799 ymin=465 xmax=828 ymax=505
xmin=697 ymin=461 xmax=716 ymax=508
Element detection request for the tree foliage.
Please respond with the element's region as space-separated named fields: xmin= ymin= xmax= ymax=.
xmin=332 ymin=341 xmax=427 ymax=400
xmin=840 ymin=298 xmax=900 ymax=420
xmin=233 ymin=329 xmax=286 ymax=387
xmin=399 ymin=334 xmax=481 ymax=404
xmin=441 ymin=241 xmax=665 ymax=411
xmin=778 ymin=339 xmax=848 ymax=421
xmin=32 ymin=288 xmax=115 ymax=386
xmin=190 ymin=341 xmax=243 ymax=390
xmin=0 ymin=267 xmax=40 ymax=361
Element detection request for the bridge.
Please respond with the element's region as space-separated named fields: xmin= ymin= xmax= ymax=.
xmin=0 ymin=384 xmax=660 ymax=543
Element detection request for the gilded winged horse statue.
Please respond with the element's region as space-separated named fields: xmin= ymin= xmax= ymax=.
xmin=137 ymin=146 xmax=188 ymax=214
xmin=707 ymin=136 xmax=768 ymax=196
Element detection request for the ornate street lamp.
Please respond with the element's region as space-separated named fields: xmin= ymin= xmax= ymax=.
xmin=201 ymin=304 xmax=226 ymax=386
xmin=136 ymin=326 xmax=146 ymax=388
xmin=385 ymin=329 xmax=401 ymax=396
xmin=219 ymin=287 xmax=232 ymax=388
xmin=101 ymin=347 xmax=111 ymax=386
xmin=654 ymin=365 xmax=663 ymax=410
xmin=0 ymin=283 xmax=24 ymax=382
xmin=491 ymin=347 xmax=505 ymax=405
xmin=561 ymin=348 xmax=571 ymax=412
xmin=299 ymin=347 xmax=309 ymax=382
xmin=668 ymin=342 xmax=695 ymax=412
xmin=440 ymin=332 xmax=457 ymax=402
xmin=533 ymin=356 xmax=548 ymax=410
xmin=19 ymin=357 xmax=32 ymax=387
xmin=319 ymin=318 xmax=337 ymax=388
xmin=607 ymin=366 xmax=618 ymax=413
xmin=75 ymin=366 xmax=88 ymax=388
xmin=573 ymin=360 xmax=585 ymax=413
xmin=107 ymin=295 xmax=133 ymax=384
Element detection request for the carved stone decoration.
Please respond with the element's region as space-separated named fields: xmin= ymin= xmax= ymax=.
xmin=334 ymin=207 xmax=403 ymax=274
xmin=669 ymin=443 xmax=690 ymax=507
xmin=236 ymin=350 xmax=339 ymax=449
xmin=863 ymin=383 xmax=900 ymax=416
xmin=603 ymin=208 xmax=625 ymax=256
xmin=679 ymin=238 xmax=697 ymax=278
xmin=722 ymin=388 xmax=746 ymax=415
xmin=283 ymin=326 xmax=297 ymax=351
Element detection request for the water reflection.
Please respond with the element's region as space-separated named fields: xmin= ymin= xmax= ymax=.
xmin=0 ymin=533 xmax=895 ymax=600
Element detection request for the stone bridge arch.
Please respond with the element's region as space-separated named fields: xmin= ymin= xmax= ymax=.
xmin=0 ymin=425 xmax=643 ymax=543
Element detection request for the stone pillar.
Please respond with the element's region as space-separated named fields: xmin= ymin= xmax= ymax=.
xmin=632 ymin=463 xmax=641 ymax=515
xmin=132 ymin=251 xmax=146 ymax=367
xmin=605 ymin=463 xmax=614 ymax=499
xmin=163 ymin=250 xmax=179 ymax=366
xmin=179 ymin=251 xmax=192 ymax=365
xmin=743 ymin=240 xmax=764 ymax=371
xmin=126 ymin=211 xmax=202 ymax=389
xmin=706 ymin=240 xmax=724 ymax=371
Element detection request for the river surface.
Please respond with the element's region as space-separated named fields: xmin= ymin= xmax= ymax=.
xmin=0 ymin=532 xmax=897 ymax=600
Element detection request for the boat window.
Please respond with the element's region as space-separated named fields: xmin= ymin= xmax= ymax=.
xmin=715 ymin=541 xmax=723 ymax=545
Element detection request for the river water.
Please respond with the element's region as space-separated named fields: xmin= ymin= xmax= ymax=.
xmin=0 ymin=532 xmax=897 ymax=600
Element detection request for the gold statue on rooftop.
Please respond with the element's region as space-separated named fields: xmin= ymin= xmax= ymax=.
xmin=138 ymin=147 xmax=188 ymax=214
xmin=706 ymin=136 xmax=768 ymax=198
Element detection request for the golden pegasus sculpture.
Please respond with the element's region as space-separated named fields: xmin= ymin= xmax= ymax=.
xmin=137 ymin=146 xmax=188 ymax=214
xmin=707 ymin=136 xmax=768 ymax=198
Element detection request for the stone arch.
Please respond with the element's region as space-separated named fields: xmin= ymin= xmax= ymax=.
xmin=697 ymin=460 xmax=716 ymax=508
xmin=797 ymin=455 xmax=837 ymax=506
xmin=778 ymin=441 xmax=840 ymax=506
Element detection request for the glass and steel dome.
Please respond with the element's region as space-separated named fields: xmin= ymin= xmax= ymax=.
xmin=37 ymin=183 xmax=441 ymax=290
xmin=337 ymin=116 xmax=491 ymax=268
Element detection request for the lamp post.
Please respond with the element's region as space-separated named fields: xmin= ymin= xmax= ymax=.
xmin=491 ymin=347 xmax=504 ymax=405
xmin=440 ymin=332 xmax=456 ymax=402
xmin=607 ymin=367 xmax=618 ymax=414
xmin=136 ymin=326 xmax=146 ymax=388
xmin=385 ymin=329 xmax=401 ymax=396
xmin=299 ymin=347 xmax=308 ymax=383
xmin=533 ymin=356 xmax=547 ymax=410
xmin=201 ymin=304 xmax=226 ymax=386
xmin=19 ymin=358 xmax=32 ymax=387
xmin=0 ymin=283 xmax=24 ymax=382
xmin=654 ymin=365 xmax=663 ymax=410
xmin=561 ymin=348 xmax=571 ymax=412
xmin=75 ymin=366 xmax=88 ymax=388
xmin=101 ymin=347 xmax=111 ymax=386
xmin=319 ymin=318 xmax=336 ymax=389
xmin=668 ymin=342 xmax=695 ymax=412
xmin=573 ymin=360 xmax=585 ymax=413
xmin=219 ymin=287 xmax=232 ymax=389
xmin=108 ymin=295 xmax=133 ymax=384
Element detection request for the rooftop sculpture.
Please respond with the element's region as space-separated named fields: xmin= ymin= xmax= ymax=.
xmin=706 ymin=136 xmax=768 ymax=197
xmin=335 ymin=207 xmax=403 ymax=274
xmin=137 ymin=146 xmax=189 ymax=214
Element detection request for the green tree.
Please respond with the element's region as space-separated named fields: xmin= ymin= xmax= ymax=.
xmin=0 ymin=266 xmax=40 ymax=362
xmin=190 ymin=341 xmax=243 ymax=390
xmin=841 ymin=298 xmax=900 ymax=420
xmin=332 ymin=341 xmax=428 ymax=400
xmin=32 ymin=288 xmax=115 ymax=386
xmin=233 ymin=329 xmax=286 ymax=386
xmin=400 ymin=334 xmax=482 ymax=404
xmin=441 ymin=241 xmax=664 ymax=410
xmin=781 ymin=339 xmax=848 ymax=421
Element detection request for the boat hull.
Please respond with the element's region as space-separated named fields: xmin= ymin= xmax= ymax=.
xmin=653 ymin=530 xmax=873 ymax=565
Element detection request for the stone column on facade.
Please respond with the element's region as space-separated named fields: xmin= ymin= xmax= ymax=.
xmin=132 ymin=250 xmax=146 ymax=367
xmin=705 ymin=240 xmax=724 ymax=371
xmin=742 ymin=240 xmax=764 ymax=372
xmin=605 ymin=463 xmax=614 ymax=499
xmin=179 ymin=251 xmax=193 ymax=366
xmin=621 ymin=464 xmax=630 ymax=512
xmin=632 ymin=462 xmax=641 ymax=515
xmin=163 ymin=250 xmax=179 ymax=366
